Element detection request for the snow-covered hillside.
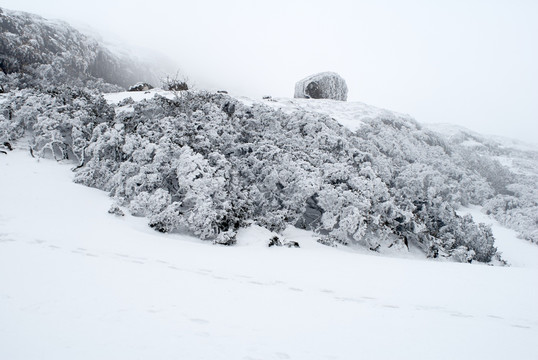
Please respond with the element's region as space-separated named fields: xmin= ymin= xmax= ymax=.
xmin=2 ymin=6 xmax=537 ymax=359
xmin=425 ymin=123 xmax=538 ymax=244
xmin=4 ymin=86 xmax=538 ymax=262
xmin=1 ymin=148 xmax=537 ymax=360
xmin=0 ymin=7 xmax=158 ymax=90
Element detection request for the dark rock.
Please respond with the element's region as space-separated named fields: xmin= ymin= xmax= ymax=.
xmin=285 ymin=241 xmax=300 ymax=248
xmin=294 ymin=72 xmax=348 ymax=101
xmin=222 ymin=101 xmax=236 ymax=117
xmin=268 ymin=236 xmax=282 ymax=247
xmin=295 ymin=194 xmax=323 ymax=230
xmin=217 ymin=90 xmax=228 ymax=94
xmin=268 ymin=236 xmax=300 ymax=248
xmin=128 ymin=82 xmax=153 ymax=92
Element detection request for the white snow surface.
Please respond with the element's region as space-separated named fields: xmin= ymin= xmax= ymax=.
xmin=257 ymin=97 xmax=414 ymax=132
xmin=1 ymin=147 xmax=538 ymax=359
xmin=425 ymin=123 xmax=538 ymax=152
xmin=104 ymin=88 xmax=176 ymax=104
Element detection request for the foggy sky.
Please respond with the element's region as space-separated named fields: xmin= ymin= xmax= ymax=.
xmin=3 ymin=0 xmax=537 ymax=144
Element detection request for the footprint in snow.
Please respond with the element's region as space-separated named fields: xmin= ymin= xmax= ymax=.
xmin=26 ymin=240 xmax=40 ymax=245
xmin=248 ymin=281 xmax=265 ymax=286
xmin=511 ymin=324 xmax=531 ymax=329
xmin=235 ymin=274 xmax=252 ymax=279
xmin=211 ymin=275 xmax=228 ymax=280
xmin=449 ymin=312 xmax=473 ymax=318
xmin=275 ymin=352 xmax=291 ymax=359
xmin=335 ymin=297 xmax=364 ymax=304
xmin=415 ymin=305 xmax=445 ymax=311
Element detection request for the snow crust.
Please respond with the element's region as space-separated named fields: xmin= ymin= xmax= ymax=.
xmin=1 ymin=148 xmax=537 ymax=359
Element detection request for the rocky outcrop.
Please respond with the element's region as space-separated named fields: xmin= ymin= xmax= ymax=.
xmin=128 ymin=82 xmax=153 ymax=92
xmin=0 ymin=7 xmax=158 ymax=89
xmin=294 ymin=72 xmax=348 ymax=101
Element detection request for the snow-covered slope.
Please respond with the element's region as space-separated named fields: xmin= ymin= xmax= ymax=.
xmin=1 ymin=147 xmax=537 ymax=359
xmin=425 ymin=122 xmax=538 ymax=244
xmin=425 ymin=123 xmax=538 ymax=152
xmin=0 ymin=7 xmax=158 ymax=90
xmin=236 ymin=95 xmax=414 ymax=132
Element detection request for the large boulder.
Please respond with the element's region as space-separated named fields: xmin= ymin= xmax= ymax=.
xmin=294 ymin=72 xmax=348 ymax=101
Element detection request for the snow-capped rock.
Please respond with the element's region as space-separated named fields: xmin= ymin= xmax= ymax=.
xmin=128 ymin=82 xmax=154 ymax=92
xmin=294 ymin=72 xmax=348 ymax=101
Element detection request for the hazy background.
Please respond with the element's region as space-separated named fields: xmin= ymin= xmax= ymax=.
xmin=3 ymin=0 xmax=537 ymax=144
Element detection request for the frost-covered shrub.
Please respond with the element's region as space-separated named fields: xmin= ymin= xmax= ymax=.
xmin=64 ymin=91 xmax=502 ymax=262
xmin=484 ymin=192 xmax=538 ymax=244
xmin=108 ymin=204 xmax=125 ymax=216
xmin=0 ymin=86 xmax=114 ymax=161
xmin=6 ymin=85 xmax=532 ymax=263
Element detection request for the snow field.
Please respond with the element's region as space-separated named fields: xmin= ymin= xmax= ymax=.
xmin=1 ymin=148 xmax=537 ymax=359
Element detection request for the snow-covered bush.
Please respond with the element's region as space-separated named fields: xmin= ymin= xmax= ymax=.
xmin=64 ymin=92 xmax=500 ymax=261
xmin=0 ymin=86 xmax=114 ymax=162
xmin=6 ymin=86 xmax=532 ymax=262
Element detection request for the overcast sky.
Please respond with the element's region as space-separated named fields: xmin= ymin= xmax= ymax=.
xmin=3 ymin=0 xmax=537 ymax=143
